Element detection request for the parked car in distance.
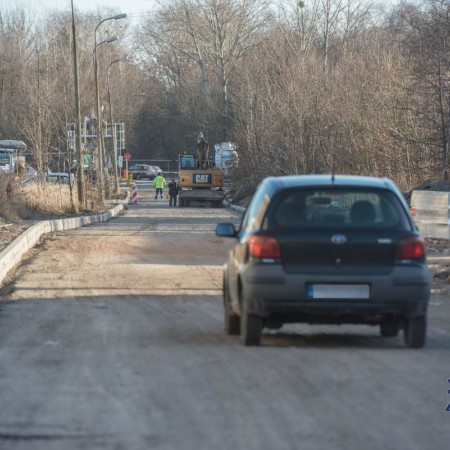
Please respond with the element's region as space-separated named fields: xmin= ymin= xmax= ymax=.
xmin=26 ymin=166 xmax=37 ymax=177
xmin=151 ymin=165 xmax=163 ymax=176
xmin=128 ymin=164 xmax=157 ymax=180
xmin=216 ymin=175 xmax=431 ymax=348
xmin=20 ymin=172 xmax=74 ymax=186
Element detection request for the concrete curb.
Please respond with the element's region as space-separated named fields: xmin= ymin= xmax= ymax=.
xmin=223 ymin=200 xmax=246 ymax=213
xmin=0 ymin=203 xmax=125 ymax=288
xmin=427 ymin=256 xmax=450 ymax=264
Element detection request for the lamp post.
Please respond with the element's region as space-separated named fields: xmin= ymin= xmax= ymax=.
xmin=106 ymin=55 xmax=128 ymax=194
xmin=93 ymin=37 xmax=117 ymax=202
xmin=94 ymin=13 xmax=127 ymax=203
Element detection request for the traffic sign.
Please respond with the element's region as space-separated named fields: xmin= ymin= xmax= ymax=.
xmin=123 ymin=152 xmax=131 ymax=160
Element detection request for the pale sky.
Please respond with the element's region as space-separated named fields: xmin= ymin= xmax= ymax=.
xmin=1 ymin=0 xmax=156 ymax=20
xmin=1 ymin=0 xmax=398 ymax=18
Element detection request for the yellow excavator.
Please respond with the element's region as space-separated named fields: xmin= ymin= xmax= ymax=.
xmin=178 ymin=133 xmax=224 ymax=207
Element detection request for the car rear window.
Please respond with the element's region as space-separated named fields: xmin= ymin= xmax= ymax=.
xmin=48 ymin=175 xmax=70 ymax=184
xmin=272 ymin=188 xmax=410 ymax=230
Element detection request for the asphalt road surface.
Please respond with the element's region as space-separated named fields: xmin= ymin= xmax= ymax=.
xmin=0 ymin=183 xmax=449 ymax=450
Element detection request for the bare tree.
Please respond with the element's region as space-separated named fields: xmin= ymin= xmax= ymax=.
xmin=399 ymin=0 xmax=450 ymax=180
xmin=320 ymin=0 xmax=345 ymax=68
xmin=139 ymin=0 xmax=271 ymax=140
xmin=231 ymin=1 xmax=424 ymax=191
xmin=194 ymin=0 xmax=272 ymax=139
xmin=276 ymin=0 xmax=321 ymax=55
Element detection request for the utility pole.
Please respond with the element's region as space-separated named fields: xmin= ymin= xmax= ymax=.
xmin=71 ymin=0 xmax=85 ymax=207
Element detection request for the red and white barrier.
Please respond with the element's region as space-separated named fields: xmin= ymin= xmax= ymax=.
xmin=129 ymin=183 xmax=138 ymax=204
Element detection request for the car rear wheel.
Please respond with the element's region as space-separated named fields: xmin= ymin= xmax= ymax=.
xmin=240 ymin=299 xmax=262 ymax=346
xmin=380 ymin=323 xmax=399 ymax=338
xmin=224 ymin=284 xmax=240 ymax=335
xmin=404 ymin=315 xmax=427 ymax=348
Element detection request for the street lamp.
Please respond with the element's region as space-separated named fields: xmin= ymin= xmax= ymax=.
xmin=106 ymin=55 xmax=129 ymax=194
xmin=98 ymin=36 xmax=118 ymax=46
xmin=93 ymin=37 xmax=117 ymax=202
xmin=92 ymin=36 xmax=119 ymax=68
xmin=94 ymin=13 xmax=127 ymax=202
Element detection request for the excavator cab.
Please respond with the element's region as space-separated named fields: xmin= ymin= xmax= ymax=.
xmin=179 ymin=154 xmax=196 ymax=169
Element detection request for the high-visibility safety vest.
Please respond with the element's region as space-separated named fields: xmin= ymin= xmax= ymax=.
xmin=153 ymin=175 xmax=166 ymax=189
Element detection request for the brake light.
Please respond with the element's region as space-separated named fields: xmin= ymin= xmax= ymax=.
xmin=395 ymin=236 xmax=425 ymax=260
xmin=249 ymin=236 xmax=281 ymax=259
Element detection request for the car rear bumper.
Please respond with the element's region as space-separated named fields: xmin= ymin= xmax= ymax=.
xmin=240 ymin=264 xmax=431 ymax=321
xmin=249 ymin=299 xmax=428 ymax=324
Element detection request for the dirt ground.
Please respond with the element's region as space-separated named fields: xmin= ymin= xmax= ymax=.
xmin=1 ymin=217 xmax=450 ymax=285
xmin=1 ymin=219 xmax=450 ymax=262
xmin=425 ymin=241 xmax=450 ymax=312
xmin=0 ymin=193 xmax=449 ymax=450
xmin=0 ymin=221 xmax=32 ymax=252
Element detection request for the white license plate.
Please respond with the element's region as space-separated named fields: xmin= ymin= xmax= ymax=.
xmin=307 ymin=284 xmax=370 ymax=299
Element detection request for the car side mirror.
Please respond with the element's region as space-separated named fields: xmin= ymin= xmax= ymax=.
xmin=216 ymin=222 xmax=237 ymax=237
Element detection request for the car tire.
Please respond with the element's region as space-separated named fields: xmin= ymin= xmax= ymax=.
xmin=380 ymin=323 xmax=399 ymax=338
xmin=240 ymin=299 xmax=262 ymax=346
xmin=224 ymin=284 xmax=240 ymax=335
xmin=404 ymin=315 xmax=427 ymax=349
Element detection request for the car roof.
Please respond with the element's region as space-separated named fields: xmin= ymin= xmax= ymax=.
xmin=264 ymin=175 xmax=398 ymax=191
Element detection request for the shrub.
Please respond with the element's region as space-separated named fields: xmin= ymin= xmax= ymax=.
xmin=0 ymin=173 xmax=79 ymax=220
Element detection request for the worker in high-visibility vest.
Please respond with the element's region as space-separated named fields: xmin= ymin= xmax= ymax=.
xmin=153 ymin=172 xmax=166 ymax=199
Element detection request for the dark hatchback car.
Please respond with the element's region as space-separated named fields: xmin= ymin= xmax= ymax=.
xmin=216 ymin=175 xmax=431 ymax=347
xmin=128 ymin=164 xmax=156 ymax=180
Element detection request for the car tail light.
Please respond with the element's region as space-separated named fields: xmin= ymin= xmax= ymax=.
xmin=395 ymin=236 xmax=425 ymax=260
xmin=249 ymin=236 xmax=281 ymax=259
